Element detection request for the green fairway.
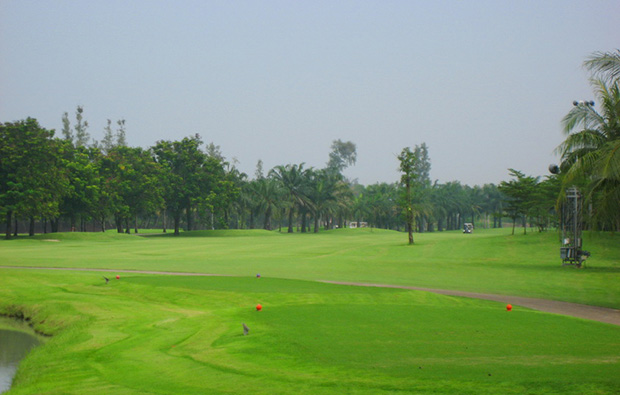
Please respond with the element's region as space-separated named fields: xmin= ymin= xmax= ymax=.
xmin=2 ymin=228 xmax=619 ymax=307
xmin=1 ymin=229 xmax=619 ymax=394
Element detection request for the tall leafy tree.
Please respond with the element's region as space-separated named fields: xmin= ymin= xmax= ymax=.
xmin=499 ymin=169 xmax=538 ymax=235
xmin=152 ymin=135 xmax=209 ymax=235
xmin=74 ymin=105 xmax=90 ymax=147
xmin=198 ymin=154 xmax=239 ymax=230
xmin=398 ymin=147 xmax=418 ymax=244
xmin=1 ymin=119 xmax=68 ymax=238
xmin=530 ymin=175 xmax=561 ymax=232
xmin=58 ymin=145 xmax=101 ymax=232
xmin=116 ymin=119 xmax=127 ymax=147
xmin=105 ymin=146 xmax=163 ymax=233
xmin=61 ymin=112 xmax=72 ymax=142
xmin=101 ymin=119 xmax=115 ymax=154
xmin=411 ymin=143 xmax=432 ymax=231
xmin=327 ymin=139 xmax=357 ymax=173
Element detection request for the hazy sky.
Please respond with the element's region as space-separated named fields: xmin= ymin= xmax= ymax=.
xmin=1 ymin=1 xmax=618 ymax=186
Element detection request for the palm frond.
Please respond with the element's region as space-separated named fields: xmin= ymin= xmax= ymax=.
xmin=584 ymin=50 xmax=620 ymax=84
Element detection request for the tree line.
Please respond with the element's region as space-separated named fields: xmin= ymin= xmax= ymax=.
xmin=2 ymin=50 xmax=618 ymax=239
xmin=0 ymin=112 xmax=552 ymax=240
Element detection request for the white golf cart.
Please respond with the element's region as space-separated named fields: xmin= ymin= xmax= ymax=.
xmin=463 ymin=223 xmax=474 ymax=234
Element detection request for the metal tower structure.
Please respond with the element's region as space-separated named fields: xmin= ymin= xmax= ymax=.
xmin=560 ymin=186 xmax=589 ymax=267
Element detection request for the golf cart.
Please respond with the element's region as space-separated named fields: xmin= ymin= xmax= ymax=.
xmin=463 ymin=223 xmax=474 ymax=234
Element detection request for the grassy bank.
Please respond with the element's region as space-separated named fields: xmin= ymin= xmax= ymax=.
xmin=1 ymin=270 xmax=619 ymax=394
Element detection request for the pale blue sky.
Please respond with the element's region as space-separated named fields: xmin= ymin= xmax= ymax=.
xmin=1 ymin=1 xmax=618 ymax=186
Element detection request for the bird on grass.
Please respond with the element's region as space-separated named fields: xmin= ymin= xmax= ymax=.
xmin=103 ymin=276 xmax=109 ymax=284
xmin=242 ymin=323 xmax=250 ymax=336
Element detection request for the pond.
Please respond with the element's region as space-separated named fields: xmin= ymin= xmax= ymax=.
xmin=0 ymin=319 xmax=41 ymax=394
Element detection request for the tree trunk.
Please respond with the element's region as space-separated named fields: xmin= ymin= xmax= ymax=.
xmin=186 ymin=207 xmax=193 ymax=231
xmin=134 ymin=214 xmax=138 ymax=233
xmin=314 ymin=215 xmax=319 ymax=233
xmin=29 ymin=217 xmax=35 ymax=236
xmin=51 ymin=218 xmax=59 ymax=233
xmin=115 ymin=214 xmax=123 ymax=233
xmin=174 ymin=214 xmax=181 ymax=236
xmin=287 ymin=210 xmax=294 ymax=233
xmin=264 ymin=207 xmax=272 ymax=230
xmin=407 ymin=221 xmax=414 ymax=244
xmin=162 ymin=209 xmax=167 ymax=233
xmin=5 ymin=210 xmax=12 ymax=239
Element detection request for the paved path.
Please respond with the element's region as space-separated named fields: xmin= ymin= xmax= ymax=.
xmin=3 ymin=266 xmax=619 ymax=326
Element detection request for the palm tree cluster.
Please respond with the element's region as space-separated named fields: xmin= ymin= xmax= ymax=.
xmin=240 ymin=171 xmax=507 ymax=234
xmin=557 ymin=50 xmax=620 ymax=230
xmin=241 ymin=165 xmax=352 ymax=233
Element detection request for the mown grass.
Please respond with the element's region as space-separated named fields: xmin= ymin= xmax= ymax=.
xmin=1 ymin=270 xmax=618 ymax=394
xmin=1 ymin=228 xmax=619 ymax=394
xmin=2 ymin=228 xmax=619 ymax=307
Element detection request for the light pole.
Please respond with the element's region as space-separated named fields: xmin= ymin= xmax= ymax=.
xmin=572 ymin=100 xmax=595 ymax=130
xmin=572 ymin=100 xmax=594 ymax=106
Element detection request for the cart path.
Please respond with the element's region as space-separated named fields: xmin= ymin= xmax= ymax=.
xmin=322 ymin=281 xmax=620 ymax=326
xmin=3 ymin=266 xmax=619 ymax=326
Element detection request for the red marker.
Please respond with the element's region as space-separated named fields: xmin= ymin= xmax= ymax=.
xmin=116 ymin=275 xmax=120 ymax=280
xmin=506 ymin=304 xmax=512 ymax=311
xmin=256 ymin=304 xmax=262 ymax=311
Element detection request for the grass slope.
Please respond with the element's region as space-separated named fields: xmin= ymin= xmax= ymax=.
xmin=1 ymin=270 xmax=619 ymax=394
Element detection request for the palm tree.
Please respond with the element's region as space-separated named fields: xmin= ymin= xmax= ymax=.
xmin=558 ymin=50 xmax=620 ymax=229
xmin=249 ymin=177 xmax=283 ymax=230
xmin=270 ymin=163 xmax=311 ymax=233
xmin=305 ymin=169 xmax=339 ymax=233
xmin=482 ymin=183 xmax=503 ymax=228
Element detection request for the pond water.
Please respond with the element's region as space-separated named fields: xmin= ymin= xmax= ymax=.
xmin=0 ymin=322 xmax=41 ymax=394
